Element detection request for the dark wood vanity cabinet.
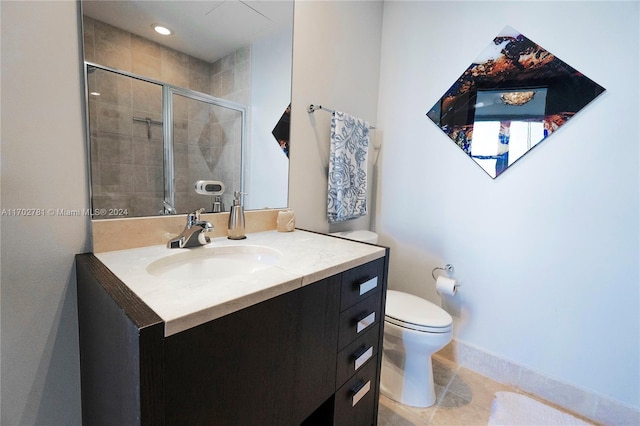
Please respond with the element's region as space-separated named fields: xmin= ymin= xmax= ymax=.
xmin=164 ymin=274 xmax=342 ymax=425
xmin=76 ymin=250 xmax=388 ymax=426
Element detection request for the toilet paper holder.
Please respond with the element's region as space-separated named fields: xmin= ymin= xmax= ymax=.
xmin=431 ymin=264 xmax=454 ymax=281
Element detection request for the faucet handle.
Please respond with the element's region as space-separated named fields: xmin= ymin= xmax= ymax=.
xmin=187 ymin=208 xmax=205 ymax=226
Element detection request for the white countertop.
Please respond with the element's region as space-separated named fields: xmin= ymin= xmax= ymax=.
xmin=95 ymin=229 xmax=386 ymax=336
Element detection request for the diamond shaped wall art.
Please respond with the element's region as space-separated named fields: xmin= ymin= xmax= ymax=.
xmin=272 ymin=104 xmax=291 ymax=158
xmin=426 ymin=26 xmax=605 ymax=178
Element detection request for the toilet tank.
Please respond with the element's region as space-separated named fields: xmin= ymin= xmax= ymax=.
xmin=329 ymin=230 xmax=379 ymax=244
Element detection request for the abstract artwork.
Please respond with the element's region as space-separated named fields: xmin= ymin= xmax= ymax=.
xmin=427 ymin=26 xmax=605 ymax=178
xmin=272 ymin=104 xmax=291 ymax=158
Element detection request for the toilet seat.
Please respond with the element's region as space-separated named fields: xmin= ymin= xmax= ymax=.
xmin=385 ymin=290 xmax=452 ymax=333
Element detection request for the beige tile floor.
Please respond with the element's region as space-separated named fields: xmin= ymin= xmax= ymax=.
xmin=377 ymin=354 xmax=597 ymax=426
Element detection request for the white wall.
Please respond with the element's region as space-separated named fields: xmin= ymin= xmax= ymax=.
xmin=377 ymin=0 xmax=639 ymax=409
xmin=290 ymin=0 xmax=384 ymax=234
xmin=2 ymin=1 xmax=637 ymax=423
xmin=1 ymin=1 xmax=89 ymax=424
xmin=248 ymin=26 xmax=292 ymax=210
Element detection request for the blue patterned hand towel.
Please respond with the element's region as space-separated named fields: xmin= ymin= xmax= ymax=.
xmin=327 ymin=111 xmax=370 ymax=223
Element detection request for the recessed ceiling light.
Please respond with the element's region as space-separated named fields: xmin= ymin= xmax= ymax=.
xmin=152 ymin=24 xmax=172 ymax=36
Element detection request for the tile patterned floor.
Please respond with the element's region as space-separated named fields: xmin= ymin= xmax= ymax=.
xmin=377 ymin=354 xmax=595 ymax=425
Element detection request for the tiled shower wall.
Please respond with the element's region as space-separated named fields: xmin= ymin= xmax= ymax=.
xmin=83 ymin=16 xmax=248 ymax=218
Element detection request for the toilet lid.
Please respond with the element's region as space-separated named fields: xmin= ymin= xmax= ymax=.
xmin=385 ymin=290 xmax=453 ymax=333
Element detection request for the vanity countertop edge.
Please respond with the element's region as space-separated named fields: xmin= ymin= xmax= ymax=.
xmin=90 ymin=229 xmax=387 ymax=336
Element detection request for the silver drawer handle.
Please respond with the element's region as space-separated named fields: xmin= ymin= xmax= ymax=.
xmin=356 ymin=312 xmax=375 ymax=333
xmin=351 ymin=380 xmax=371 ymax=407
xmin=358 ymin=276 xmax=378 ymax=296
xmin=354 ymin=346 xmax=373 ymax=371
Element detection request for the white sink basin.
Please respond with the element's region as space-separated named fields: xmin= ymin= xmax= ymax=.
xmin=146 ymin=245 xmax=282 ymax=280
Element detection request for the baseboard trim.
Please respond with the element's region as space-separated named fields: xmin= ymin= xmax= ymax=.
xmin=437 ymin=339 xmax=640 ymax=426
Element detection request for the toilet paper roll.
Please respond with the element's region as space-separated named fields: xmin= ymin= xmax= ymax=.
xmin=436 ymin=275 xmax=458 ymax=296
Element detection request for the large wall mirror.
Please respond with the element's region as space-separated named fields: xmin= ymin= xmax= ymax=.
xmin=80 ymin=0 xmax=293 ymax=219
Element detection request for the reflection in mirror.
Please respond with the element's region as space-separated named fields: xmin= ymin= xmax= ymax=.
xmin=427 ymin=25 xmax=605 ymax=178
xmin=87 ymin=67 xmax=164 ymax=218
xmin=272 ymin=104 xmax=291 ymax=157
xmin=81 ymin=0 xmax=293 ymax=218
xmin=172 ymin=91 xmax=243 ymax=215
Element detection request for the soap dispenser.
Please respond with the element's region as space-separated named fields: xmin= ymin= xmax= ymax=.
xmin=227 ymin=191 xmax=246 ymax=240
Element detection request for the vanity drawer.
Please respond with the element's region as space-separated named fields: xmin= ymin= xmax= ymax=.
xmin=340 ymin=258 xmax=384 ymax=311
xmin=336 ymin=323 xmax=380 ymax=386
xmin=333 ymin=355 xmax=378 ymax=426
xmin=338 ymin=293 xmax=381 ymax=350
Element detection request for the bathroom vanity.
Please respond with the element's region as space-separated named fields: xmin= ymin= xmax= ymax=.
xmin=76 ymin=230 xmax=389 ymax=425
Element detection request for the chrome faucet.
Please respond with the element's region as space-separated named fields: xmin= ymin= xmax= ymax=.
xmin=167 ymin=208 xmax=214 ymax=249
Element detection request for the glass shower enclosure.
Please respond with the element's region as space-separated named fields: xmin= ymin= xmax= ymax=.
xmin=85 ymin=63 xmax=245 ymax=218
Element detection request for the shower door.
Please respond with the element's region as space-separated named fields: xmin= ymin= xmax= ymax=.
xmin=87 ymin=66 xmax=165 ymax=218
xmin=168 ymin=88 xmax=245 ymax=215
xmin=86 ymin=63 xmax=246 ymax=218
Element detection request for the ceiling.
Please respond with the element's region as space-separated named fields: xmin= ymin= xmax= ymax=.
xmin=82 ymin=0 xmax=294 ymax=63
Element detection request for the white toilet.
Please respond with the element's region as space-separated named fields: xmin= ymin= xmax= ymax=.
xmin=330 ymin=230 xmax=454 ymax=408
xmin=381 ymin=290 xmax=453 ymax=407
